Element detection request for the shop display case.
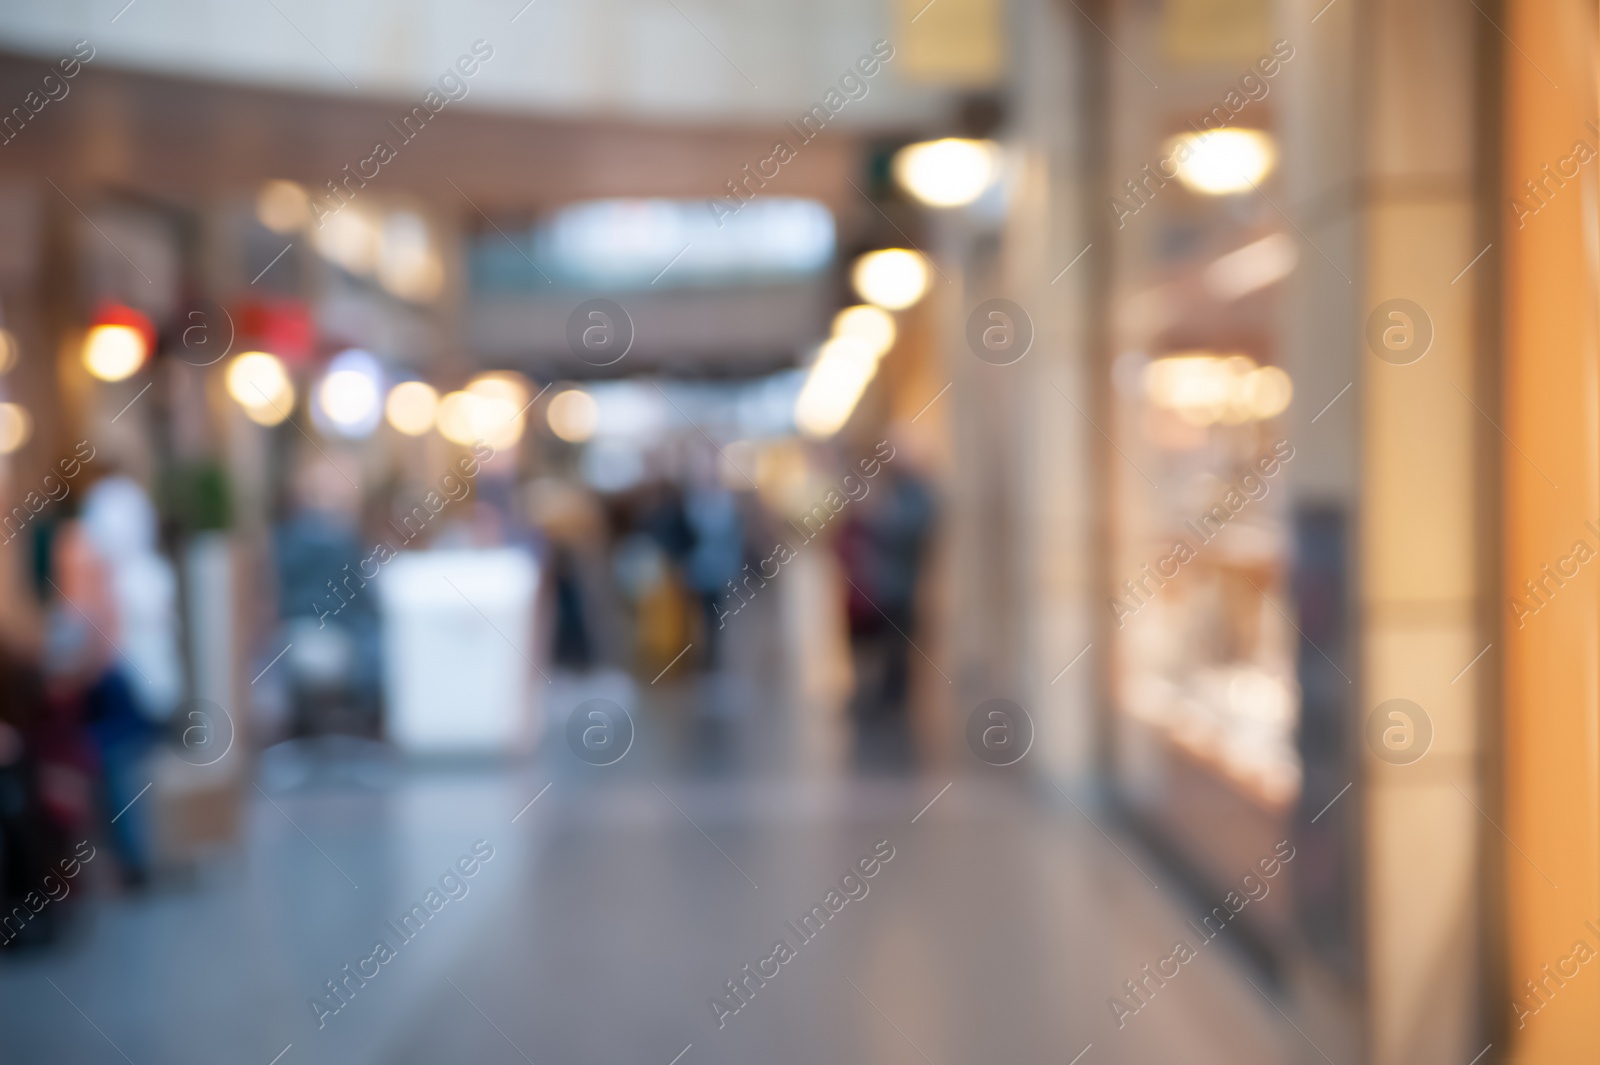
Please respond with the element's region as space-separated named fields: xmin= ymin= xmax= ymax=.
xmin=1094 ymin=2 xmax=1304 ymax=941
xmin=1109 ymin=398 xmax=1300 ymax=934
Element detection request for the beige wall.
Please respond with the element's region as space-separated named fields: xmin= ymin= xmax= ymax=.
xmin=929 ymin=0 xmax=1095 ymax=781
xmin=1009 ymin=0 xmax=1096 ymax=781
xmin=1281 ymin=0 xmax=1494 ymax=1059
xmin=1357 ymin=0 xmax=1489 ymax=1060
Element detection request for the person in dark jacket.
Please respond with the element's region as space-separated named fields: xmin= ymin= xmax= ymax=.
xmin=838 ymin=464 xmax=936 ymax=720
xmin=0 ymin=645 xmax=70 ymax=948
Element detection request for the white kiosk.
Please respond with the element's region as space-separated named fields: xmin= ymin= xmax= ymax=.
xmin=377 ymin=547 xmax=543 ymax=756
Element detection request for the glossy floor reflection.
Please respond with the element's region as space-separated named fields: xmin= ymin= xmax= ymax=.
xmin=0 ymin=672 xmax=1293 ymax=1065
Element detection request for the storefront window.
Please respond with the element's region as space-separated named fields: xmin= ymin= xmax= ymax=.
xmin=1102 ymin=1 xmax=1301 ymax=929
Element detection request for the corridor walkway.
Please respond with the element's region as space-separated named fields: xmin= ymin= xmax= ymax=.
xmin=0 ymin=677 xmax=1293 ymax=1065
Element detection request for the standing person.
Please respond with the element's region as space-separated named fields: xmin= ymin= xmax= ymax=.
xmin=76 ymin=475 xmax=183 ymax=886
xmin=79 ymin=475 xmax=183 ymax=725
xmin=837 ymin=457 xmax=936 ymax=728
xmin=864 ymin=464 xmax=935 ymax=714
xmin=0 ymin=643 xmax=68 ymax=947
xmin=527 ymin=477 xmax=618 ymax=672
xmin=273 ymin=457 xmax=378 ymax=738
xmin=684 ymin=482 xmax=743 ymax=669
xmin=627 ymin=483 xmax=695 ymax=680
xmin=43 ymin=521 xmax=155 ymax=887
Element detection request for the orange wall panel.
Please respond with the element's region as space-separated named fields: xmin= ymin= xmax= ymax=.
xmin=1503 ymin=0 xmax=1600 ymax=1060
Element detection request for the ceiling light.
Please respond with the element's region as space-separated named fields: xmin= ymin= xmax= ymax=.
xmin=851 ymin=249 xmax=930 ymax=310
xmin=794 ymin=336 xmax=879 ymax=438
xmin=893 ymin=138 xmax=1000 ymax=208
xmin=1166 ymin=129 xmax=1277 ymax=195
xmin=385 ymin=381 xmax=439 ymax=436
xmin=831 ymin=304 xmax=897 ymax=358
xmin=547 ymin=389 xmax=599 ymax=443
xmin=0 ymin=328 xmax=17 ymax=375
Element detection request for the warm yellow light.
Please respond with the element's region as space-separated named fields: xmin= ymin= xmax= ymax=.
xmin=311 ymin=204 xmax=381 ymax=275
xmin=385 ymin=381 xmax=439 ymax=436
xmin=243 ymin=398 xmax=293 ymax=427
xmin=0 ymin=328 xmax=17 ymax=374
xmin=795 ymin=336 xmax=879 ymax=438
xmin=82 ymin=324 xmax=146 ymax=382
xmin=892 ymin=138 xmax=999 ymax=208
xmin=1244 ymin=365 xmax=1293 ymax=419
xmin=1166 ymin=129 xmax=1277 ymax=195
xmin=1146 ymin=355 xmax=1231 ymax=425
xmin=547 ymin=389 xmax=599 ymax=443
xmin=436 ymin=391 xmax=475 ymax=445
xmin=378 ymin=211 xmax=443 ymax=302
xmin=466 ymin=372 xmax=530 ymax=411
xmin=851 ymin=249 xmax=930 ymax=311
xmin=465 ymin=372 xmax=530 ymax=448
xmin=438 ymin=387 xmax=523 ymax=449
xmin=226 ymin=351 xmax=295 ymax=426
xmin=1215 ymin=356 xmax=1258 ymax=425
xmin=0 ymin=403 xmax=30 ymax=454
xmin=1143 ymin=352 xmax=1291 ymax=426
xmin=830 ymin=304 xmax=897 ymax=359
xmin=257 ymin=180 xmax=311 ymax=233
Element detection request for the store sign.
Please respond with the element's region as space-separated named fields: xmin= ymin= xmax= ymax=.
xmin=896 ymin=0 xmax=1003 ymax=86
xmin=1160 ymin=0 xmax=1272 ymax=65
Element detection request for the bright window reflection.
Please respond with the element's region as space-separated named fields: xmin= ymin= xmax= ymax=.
xmin=474 ymin=198 xmax=835 ymax=290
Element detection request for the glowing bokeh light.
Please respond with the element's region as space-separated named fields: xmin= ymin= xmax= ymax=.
xmin=82 ymin=324 xmax=147 ymax=382
xmin=794 ymin=336 xmax=879 ymax=438
xmin=385 ymin=381 xmax=439 ymax=436
xmin=1166 ymin=129 xmax=1277 ymax=195
xmin=0 ymin=403 xmax=30 ymax=454
xmin=257 ymin=180 xmax=311 ymax=233
xmin=226 ymin=351 xmax=295 ymax=426
xmin=893 ymin=138 xmax=999 ymax=208
xmin=316 ymin=350 xmax=383 ymax=438
xmin=851 ymin=249 xmax=930 ymax=311
xmin=547 ymin=389 xmax=600 ymax=443
xmin=830 ymin=304 xmax=897 ymax=359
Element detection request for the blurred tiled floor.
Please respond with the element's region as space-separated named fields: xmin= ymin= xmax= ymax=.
xmin=0 ymin=589 xmax=1291 ymax=1065
xmin=0 ymin=720 xmax=1294 ymax=1064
